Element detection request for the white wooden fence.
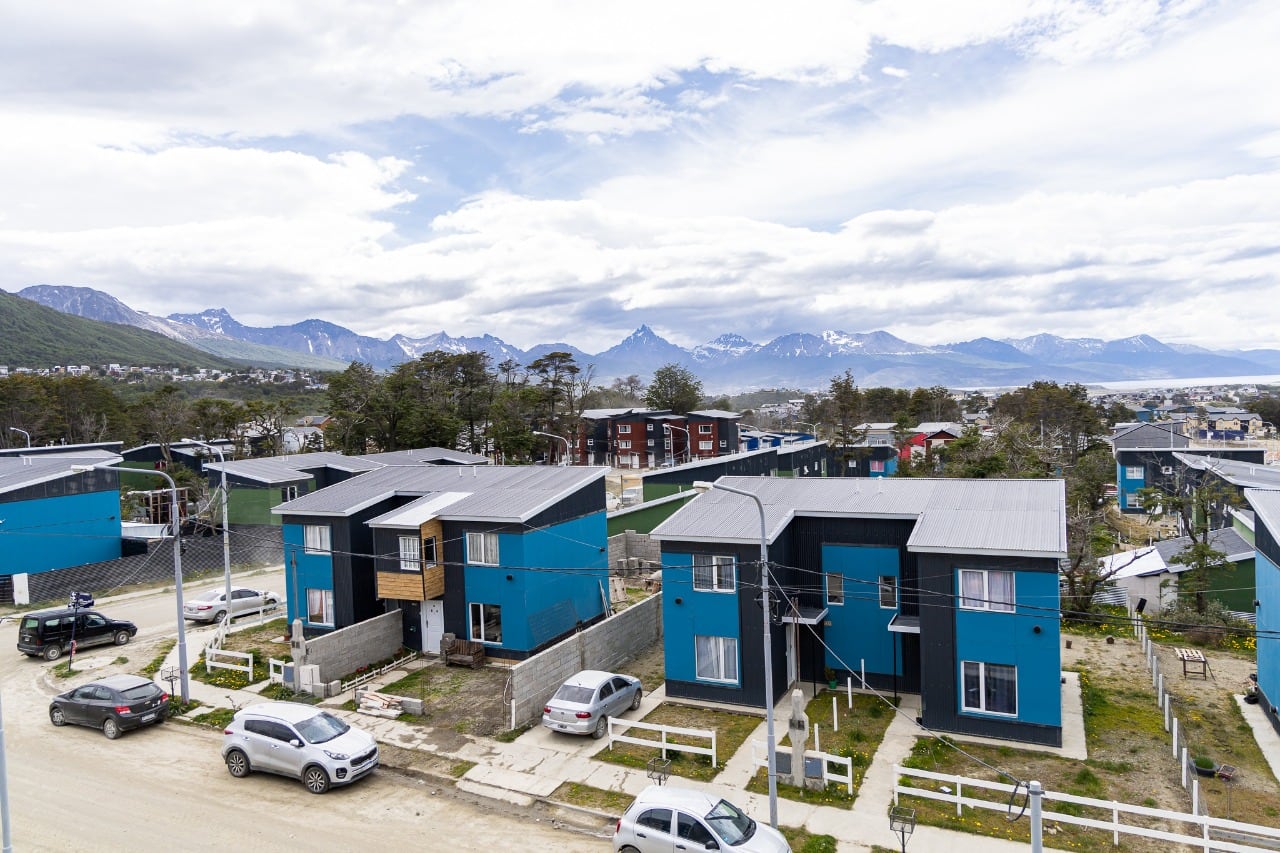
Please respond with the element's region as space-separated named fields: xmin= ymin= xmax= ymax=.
xmin=750 ymin=740 xmax=854 ymax=794
xmin=893 ymin=765 xmax=1280 ymax=852
xmin=205 ymin=647 xmax=253 ymax=676
xmin=607 ymin=718 xmax=717 ymax=766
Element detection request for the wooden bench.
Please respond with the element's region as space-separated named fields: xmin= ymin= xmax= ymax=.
xmin=440 ymin=633 xmax=486 ymax=669
xmin=1175 ymin=647 xmax=1213 ymax=680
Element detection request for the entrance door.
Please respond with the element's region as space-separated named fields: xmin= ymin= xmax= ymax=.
xmin=422 ymin=599 xmax=445 ymax=654
xmin=785 ymin=623 xmax=798 ymax=688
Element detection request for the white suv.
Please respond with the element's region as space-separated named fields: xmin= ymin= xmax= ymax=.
xmin=613 ymin=785 xmax=790 ymax=852
xmin=221 ymin=702 xmax=378 ymax=794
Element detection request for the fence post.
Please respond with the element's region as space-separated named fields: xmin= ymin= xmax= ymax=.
xmin=956 ymin=780 xmax=963 ymax=816
xmin=1192 ymin=777 xmax=1199 ymax=815
xmin=846 ymin=677 xmax=852 ymax=709
xmin=833 ymin=696 xmax=839 ymax=731
xmin=661 ymin=728 xmax=668 ymax=761
xmin=1030 ymin=781 xmax=1044 ymax=853
xmin=860 ymin=658 xmax=866 ymax=689
xmin=1165 ymin=698 xmax=1171 ymax=732
xmin=815 ymin=723 xmax=820 ymax=753
xmin=711 ymin=730 xmax=717 ymax=768
xmin=892 ymin=764 xmax=899 ymax=806
xmin=1172 ymin=717 xmax=1179 ymax=757
xmin=1181 ymin=746 xmax=1188 ymax=788
xmin=1113 ymin=804 xmax=1120 ymax=846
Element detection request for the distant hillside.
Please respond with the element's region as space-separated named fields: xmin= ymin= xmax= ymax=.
xmin=0 ymin=290 xmax=238 ymax=369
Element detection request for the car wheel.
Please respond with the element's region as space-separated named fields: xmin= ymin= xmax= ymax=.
xmin=214 ymin=610 xmax=227 ymax=623
xmin=102 ymin=717 xmax=121 ymax=739
xmin=266 ymin=598 xmax=279 ymax=610
xmin=225 ymin=748 xmax=251 ymax=778
xmin=50 ymin=706 xmax=66 ymax=726
xmin=302 ymin=765 xmax=331 ymax=794
xmin=592 ymin=715 xmax=608 ymax=739
xmin=630 ymin=688 xmax=642 ymax=711
xmin=42 ymin=645 xmax=62 ymax=661
xmin=619 ymin=847 xmax=642 ymax=853
xmin=113 ymin=630 xmax=131 ymax=646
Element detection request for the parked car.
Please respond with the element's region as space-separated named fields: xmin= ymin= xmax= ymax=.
xmin=221 ymin=702 xmax=379 ymax=794
xmin=183 ymin=587 xmax=281 ymax=623
xmin=17 ymin=607 xmax=137 ymax=661
xmin=49 ymin=674 xmax=168 ymax=739
xmin=613 ymin=785 xmax=790 ymax=853
xmin=542 ymin=669 xmax=642 ymax=738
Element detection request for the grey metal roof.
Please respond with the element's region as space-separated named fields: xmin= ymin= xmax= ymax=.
xmin=1246 ymin=489 xmax=1280 ymax=543
xmin=1152 ymin=528 xmax=1254 ymax=563
xmin=204 ymin=457 xmax=314 ymax=485
xmin=358 ymin=447 xmax=489 ymax=466
xmin=639 ymin=447 xmax=775 ymax=479
xmin=688 ymin=410 xmax=742 ymax=419
xmin=0 ymin=454 xmax=122 ymax=497
xmin=1110 ymin=423 xmax=1189 ymax=450
xmin=652 ymin=476 xmax=1067 ymax=559
xmin=274 ymin=464 xmax=607 ymax=521
xmin=1172 ymin=452 xmax=1280 ymax=490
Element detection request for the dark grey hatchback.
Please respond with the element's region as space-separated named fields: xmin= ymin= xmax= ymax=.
xmin=50 ymin=674 xmax=168 ymax=739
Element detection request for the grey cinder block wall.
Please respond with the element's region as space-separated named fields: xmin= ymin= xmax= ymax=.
xmin=301 ymin=610 xmax=403 ymax=683
xmin=608 ymin=531 xmax=663 ymax=576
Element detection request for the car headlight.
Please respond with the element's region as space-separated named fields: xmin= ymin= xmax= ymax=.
xmin=323 ymin=749 xmax=350 ymax=760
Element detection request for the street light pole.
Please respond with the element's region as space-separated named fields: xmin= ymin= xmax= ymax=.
xmin=74 ymin=463 xmax=190 ymax=702
xmin=6 ymin=428 xmax=29 ymax=449
xmin=532 ymin=430 xmax=571 ymax=465
xmin=664 ymin=423 xmax=692 ymax=464
xmin=694 ymin=479 xmax=778 ymax=828
xmin=185 ymin=439 xmax=233 ymax=631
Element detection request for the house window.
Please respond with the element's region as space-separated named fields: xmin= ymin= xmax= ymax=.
xmin=693 ymin=555 xmax=735 ymax=592
xmin=306 ymin=588 xmax=334 ymax=626
xmin=847 ymin=459 xmax=858 ymax=468
xmin=962 ymin=661 xmax=1017 ymax=715
xmin=281 ymin=485 xmax=298 ymax=502
xmin=587 ymin=438 xmax=594 ymax=446
xmin=826 ymin=573 xmax=844 ymax=605
xmin=398 ymin=535 xmax=420 ymax=572
xmin=422 ymin=536 xmax=438 ymax=566
xmin=619 ymin=440 xmax=632 ymax=449
xmin=466 ymin=532 xmax=499 ymax=566
xmin=695 ymin=635 xmax=739 ymax=683
xmin=1125 ymin=466 xmax=1144 ymax=479
xmin=647 ymin=423 xmax=654 ymax=431
xmin=879 ymin=575 xmax=897 ymax=608
xmin=302 ymin=524 xmax=330 ymax=555
xmin=698 ymin=441 xmax=713 ymax=451
xmin=699 ymin=424 xmax=713 ymax=434
xmin=959 ymin=569 xmax=1015 ymax=612
xmin=618 ymin=424 xmax=631 ymax=434
xmin=647 ymin=439 xmax=654 ymax=446
xmin=469 ymin=603 xmax=503 ymax=643
xmin=870 ymin=460 xmax=885 ymax=473
xmin=719 ymin=440 xmax=727 ymax=448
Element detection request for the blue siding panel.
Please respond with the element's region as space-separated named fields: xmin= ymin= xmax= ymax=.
xmin=282 ymin=522 xmax=334 ymax=627
xmin=821 ymin=544 xmax=900 ymax=676
xmin=953 ymin=570 xmax=1061 ymax=727
xmin=0 ymin=491 xmax=121 ymax=574
xmin=662 ymin=551 xmax=743 ymax=687
xmin=1257 ymin=551 xmax=1280 ymax=712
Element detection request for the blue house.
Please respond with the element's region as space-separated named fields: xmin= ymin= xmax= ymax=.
xmin=1245 ymin=488 xmax=1280 ymax=735
xmin=274 ymin=464 xmax=610 ymax=660
xmin=652 ymin=477 xmax=1067 ymax=746
xmin=1110 ymin=423 xmax=1264 ymax=514
xmin=0 ymin=456 xmax=124 ymax=605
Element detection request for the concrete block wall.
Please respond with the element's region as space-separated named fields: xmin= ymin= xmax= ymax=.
xmin=508 ymin=593 xmax=661 ymax=729
xmin=608 ymin=531 xmax=663 ymax=576
xmin=302 ymin=610 xmax=403 ymax=683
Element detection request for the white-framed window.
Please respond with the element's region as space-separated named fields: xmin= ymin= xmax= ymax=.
xmin=281 ymin=485 xmax=298 ymax=502
xmin=699 ymin=424 xmax=713 ymax=434
xmin=826 ymin=573 xmax=844 ymax=605
xmin=466 ymin=531 xmax=499 ymax=566
xmin=398 ymin=535 xmax=420 ymax=571
xmin=1125 ymin=466 xmax=1144 ymax=479
xmin=962 ymin=661 xmax=1017 ymax=716
xmin=422 ymin=536 xmax=438 ymax=567
xmin=618 ymin=424 xmax=631 ymax=434
xmin=306 ymin=588 xmax=334 ymax=625
xmin=303 ymin=524 xmax=330 ymax=555
xmin=719 ymin=440 xmax=727 ymax=448
xmin=959 ymin=569 xmax=1015 ymax=612
xmin=646 ymin=423 xmax=654 ymax=431
xmin=587 ymin=438 xmax=594 ymax=446
xmin=870 ymin=460 xmax=885 ymax=473
xmin=695 ymin=635 xmax=739 ymax=683
xmin=693 ymin=555 xmax=736 ymax=592
xmin=469 ymin=603 xmax=502 ymax=643
xmin=647 ymin=439 xmax=654 ymax=446
xmin=698 ymin=440 xmax=713 ymax=451
xmin=619 ymin=440 xmax=632 ymax=449
xmin=847 ymin=458 xmax=858 ymax=468
xmin=878 ymin=575 xmax=897 ymax=608
xmin=1161 ymin=466 xmax=1173 ymax=475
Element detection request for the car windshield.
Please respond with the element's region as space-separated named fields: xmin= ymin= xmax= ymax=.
xmin=121 ymin=683 xmax=159 ymax=700
xmin=295 ymin=712 xmax=350 ymax=744
xmin=553 ymin=684 xmax=596 ymax=704
xmin=705 ymin=799 xmax=755 ymax=845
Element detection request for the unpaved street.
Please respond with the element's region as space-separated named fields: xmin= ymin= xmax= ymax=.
xmin=0 ymin=590 xmax=610 ymax=852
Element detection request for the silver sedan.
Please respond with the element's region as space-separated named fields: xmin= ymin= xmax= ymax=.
xmin=183 ymin=587 xmax=281 ymax=623
xmin=542 ymin=670 xmax=642 ymax=738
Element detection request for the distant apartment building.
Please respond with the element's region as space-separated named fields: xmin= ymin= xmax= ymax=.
xmin=577 ymin=409 xmax=742 ymax=468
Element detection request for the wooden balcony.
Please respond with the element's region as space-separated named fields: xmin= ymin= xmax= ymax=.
xmin=376 ymin=564 xmax=444 ymax=602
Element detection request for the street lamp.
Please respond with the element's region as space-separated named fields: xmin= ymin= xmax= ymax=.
xmin=72 ymin=463 xmax=190 ymax=702
xmin=185 ymin=439 xmax=233 ymax=632
xmin=692 ymin=479 xmax=778 ymax=829
xmin=663 ymin=423 xmax=692 ymax=464
xmin=532 ymin=430 xmax=570 ymax=465
xmin=6 ymin=427 xmax=29 ymax=448
xmin=795 ymin=422 xmax=820 ymax=442
xmin=889 ymin=805 xmax=916 ymax=852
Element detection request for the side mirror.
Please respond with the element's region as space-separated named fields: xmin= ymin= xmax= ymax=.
xmin=290 ymin=739 xmax=303 ymax=748
xmin=705 ymin=842 xmax=719 ymax=851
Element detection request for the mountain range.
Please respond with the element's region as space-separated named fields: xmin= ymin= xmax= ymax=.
xmin=16 ymin=285 xmax=1280 ymax=390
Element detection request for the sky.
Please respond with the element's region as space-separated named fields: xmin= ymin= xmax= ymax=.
xmin=2 ymin=0 xmax=1278 ymax=354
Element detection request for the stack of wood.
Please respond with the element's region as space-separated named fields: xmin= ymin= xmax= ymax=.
xmin=355 ymin=688 xmax=404 ymax=718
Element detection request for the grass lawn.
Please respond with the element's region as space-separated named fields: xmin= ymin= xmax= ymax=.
xmin=745 ymin=690 xmax=898 ymax=809
xmin=188 ymin=618 xmax=290 ymax=689
xmin=595 ymin=703 xmax=762 ymax=782
xmin=550 ymin=781 xmax=635 ymax=816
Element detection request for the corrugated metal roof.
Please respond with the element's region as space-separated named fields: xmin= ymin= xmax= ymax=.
xmin=0 ymin=454 xmax=122 ymax=497
xmin=652 ymin=476 xmax=1066 ymax=558
xmin=1246 ymin=489 xmax=1280 ymax=542
xmin=358 ymin=448 xmax=489 ymax=466
xmin=1173 ymin=452 xmax=1280 ymax=489
xmin=367 ymin=491 xmax=472 ymax=528
xmin=274 ymin=464 xmax=607 ymax=520
xmin=204 ymin=457 xmax=315 ymax=485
